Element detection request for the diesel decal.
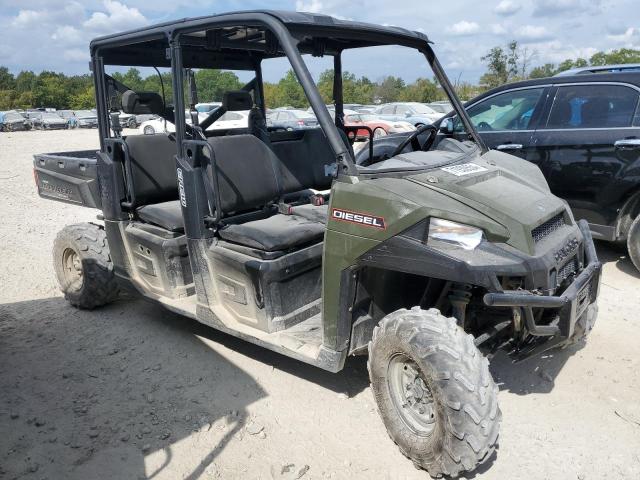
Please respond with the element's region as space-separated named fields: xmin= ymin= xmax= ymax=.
xmin=331 ymin=208 xmax=386 ymax=229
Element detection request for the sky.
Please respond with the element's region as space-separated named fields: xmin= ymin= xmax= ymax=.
xmin=0 ymin=0 xmax=639 ymax=83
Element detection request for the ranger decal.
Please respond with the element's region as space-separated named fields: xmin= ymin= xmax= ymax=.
xmin=331 ymin=208 xmax=386 ymax=229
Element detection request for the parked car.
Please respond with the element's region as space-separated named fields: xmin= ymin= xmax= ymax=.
xmin=139 ymin=110 xmax=249 ymax=135
xmin=195 ymin=102 xmax=222 ymax=114
xmin=57 ymin=110 xmax=78 ymax=128
xmin=374 ymin=102 xmax=441 ymax=126
xmin=74 ymin=110 xmax=98 ymax=128
xmin=118 ymin=111 xmax=138 ymax=128
xmin=266 ymin=109 xmax=318 ymax=130
xmin=427 ymin=101 xmax=453 ymax=115
xmin=0 ymin=111 xmax=32 ymax=131
xmin=344 ymin=112 xmax=415 ymax=139
xmin=31 ymin=111 xmax=69 ymax=130
xmin=438 ymin=71 xmax=640 ymax=271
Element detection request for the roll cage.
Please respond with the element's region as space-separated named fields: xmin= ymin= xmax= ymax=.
xmin=90 ymin=10 xmax=485 ymax=173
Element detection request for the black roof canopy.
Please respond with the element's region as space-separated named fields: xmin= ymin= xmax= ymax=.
xmin=91 ymin=10 xmax=431 ymax=69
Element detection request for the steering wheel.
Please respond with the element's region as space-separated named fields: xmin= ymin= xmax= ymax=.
xmin=476 ymin=121 xmax=493 ymax=131
xmin=390 ymin=124 xmax=438 ymax=158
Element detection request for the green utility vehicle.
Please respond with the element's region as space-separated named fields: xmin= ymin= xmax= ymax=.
xmin=33 ymin=11 xmax=601 ymax=477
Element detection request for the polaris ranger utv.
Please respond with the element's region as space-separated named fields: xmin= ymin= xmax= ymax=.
xmin=33 ymin=11 xmax=601 ymax=477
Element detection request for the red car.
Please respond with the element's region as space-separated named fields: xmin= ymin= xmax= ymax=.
xmin=344 ymin=112 xmax=415 ymax=140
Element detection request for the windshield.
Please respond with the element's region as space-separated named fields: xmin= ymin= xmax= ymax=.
xmin=5 ymin=113 xmax=22 ymax=121
xmin=76 ymin=110 xmax=95 ymax=117
xmin=411 ymin=104 xmax=437 ymax=115
xmin=290 ymin=110 xmax=315 ymax=119
xmin=42 ymin=113 xmax=61 ymax=120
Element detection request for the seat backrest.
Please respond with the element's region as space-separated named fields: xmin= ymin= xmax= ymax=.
xmin=124 ymin=134 xmax=178 ymax=205
xmin=206 ymin=135 xmax=280 ymax=214
xmin=269 ymin=128 xmax=336 ymax=194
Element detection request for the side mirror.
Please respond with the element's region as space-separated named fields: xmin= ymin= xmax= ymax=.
xmin=404 ymin=111 xmax=411 ymax=118
xmin=440 ymin=117 xmax=454 ymax=134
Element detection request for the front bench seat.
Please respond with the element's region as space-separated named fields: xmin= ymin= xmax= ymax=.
xmin=206 ymin=134 xmax=325 ymax=251
xmin=219 ymin=214 xmax=324 ymax=251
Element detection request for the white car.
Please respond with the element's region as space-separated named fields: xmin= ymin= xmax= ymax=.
xmin=138 ymin=110 xmax=249 ymax=135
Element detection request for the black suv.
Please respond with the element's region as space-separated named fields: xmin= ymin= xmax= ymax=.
xmin=440 ymin=72 xmax=640 ymax=271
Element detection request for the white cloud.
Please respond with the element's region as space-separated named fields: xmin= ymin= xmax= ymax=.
xmin=494 ymin=0 xmax=521 ymax=16
xmin=11 ymin=10 xmax=46 ymax=27
xmin=606 ymin=27 xmax=640 ymax=46
xmin=295 ymin=0 xmax=324 ymax=13
xmin=83 ymin=0 xmax=147 ymax=33
xmin=490 ymin=23 xmax=508 ymax=35
xmin=446 ymin=20 xmax=480 ymax=36
xmin=516 ymin=25 xmax=554 ymax=42
xmin=63 ymin=48 xmax=89 ymax=62
xmin=52 ymin=26 xmax=82 ymax=44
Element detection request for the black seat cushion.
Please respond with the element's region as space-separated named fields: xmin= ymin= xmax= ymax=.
xmin=137 ymin=200 xmax=184 ymax=231
xmin=219 ymin=214 xmax=324 ymax=251
xmin=291 ymin=204 xmax=329 ymax=224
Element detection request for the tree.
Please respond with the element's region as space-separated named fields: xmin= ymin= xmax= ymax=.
xmin=529 ymin=63 xmax=557 ymax=79
xmin=70 ymin=87 xmax=96 ymax=109
xmin=480 ymin=46 xmax=509 ymax=88
xmin=375 ymin=76 xmax=405 ymax=103
xmin=194 ymin=69 xmax=242 ymax=102
xmin=399 ymin=78 xmax=441 ymax=103
xmin=15 ymin=71 xmax=37 ymax=93
xmin=0 ymin=67 xmax=15 ymax=90
xmin=274 ymin=70 xmax=308 ymax=108
xmin=33 ymin=71 xmax=69 ymax=109
xmin=590 ymin=48 xmax=640 ymax=66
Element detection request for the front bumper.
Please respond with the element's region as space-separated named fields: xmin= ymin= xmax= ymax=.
xmin=483 ymin=220 xmax=601 ymax=358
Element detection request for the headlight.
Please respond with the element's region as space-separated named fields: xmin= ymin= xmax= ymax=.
xmin=427 ymin=218 xmax=483 ymax=250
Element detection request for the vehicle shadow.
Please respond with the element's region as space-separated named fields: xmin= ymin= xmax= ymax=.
xmin=595 ymin=240 xmax=640 ymax=279
xmin=0 ymin=296 xmax=266 ymax=480
xmin=489 ymin=341 xmax=585 ymax=395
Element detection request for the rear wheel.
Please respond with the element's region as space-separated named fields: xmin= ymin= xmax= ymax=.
xmin=628 ymin=214 xmax=640 ymax=272
xmin=368 ymin=307 xmax=500 ymax=478
xmin=53 ymin=223 xmax=119 ymax=309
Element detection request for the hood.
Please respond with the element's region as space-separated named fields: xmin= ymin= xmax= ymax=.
xmin=404 ymin=149 xmax=568 ymax=254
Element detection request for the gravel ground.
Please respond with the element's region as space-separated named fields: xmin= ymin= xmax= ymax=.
xmin=1 ymin=129 xmax=640 ymax=480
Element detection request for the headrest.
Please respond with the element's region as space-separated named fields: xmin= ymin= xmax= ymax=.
xmin=121 ymin=90 xmax=164 ymax=115
xmin=222 ymin=91 xmax=252 ymax=111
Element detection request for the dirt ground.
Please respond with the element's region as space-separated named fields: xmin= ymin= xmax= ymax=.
xmin=1 ymin=129 xmax=639 ymax=480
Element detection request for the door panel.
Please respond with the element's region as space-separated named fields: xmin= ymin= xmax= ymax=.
xmin=452 ymin=86 xmax=547 ymax=161
xmin=532 ymin=83 xmax=640 ymax=228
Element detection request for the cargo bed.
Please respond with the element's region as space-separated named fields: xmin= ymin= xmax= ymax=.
xmin=33 ymin=150 xmax=101 ymax=208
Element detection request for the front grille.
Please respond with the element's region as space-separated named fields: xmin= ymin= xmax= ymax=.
xmin=556 ymin=256 xmax=579 ymax=286
xmin=532 ymin=213 xmax=565 ymax=243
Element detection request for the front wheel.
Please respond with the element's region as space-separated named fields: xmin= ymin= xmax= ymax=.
xmin=628 ymin=214 xmax=640 ymax=272
xmin=368 ymin=307 xmax=500 ymax=478
xmin=143 ymin=125 xmax=155 ymax=135
xmin=373 ymin=127 xmax=387 ymax=139
xmin=53 ymin=223 xmax=119 ymax=309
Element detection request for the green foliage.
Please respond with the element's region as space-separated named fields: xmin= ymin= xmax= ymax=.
xmin=480 ymin=46 xmax=509 ymax=88
xmin=482 ymin=42 xmax=640 ymax=86
xmin=194 ymin=69 xmax=242 ymax=102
